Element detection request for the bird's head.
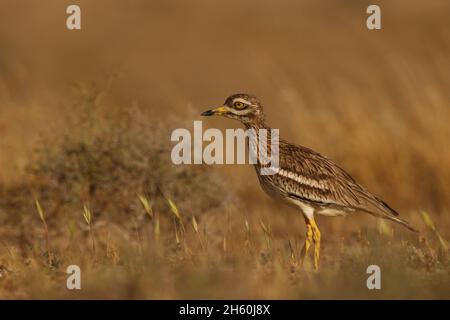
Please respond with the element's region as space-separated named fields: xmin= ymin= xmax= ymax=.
xmin=201 ymin=93 xmax=265 ymax=126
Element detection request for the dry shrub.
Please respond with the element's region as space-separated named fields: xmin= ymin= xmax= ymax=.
xmin=1 ymin=81 xmax=233 ymax=229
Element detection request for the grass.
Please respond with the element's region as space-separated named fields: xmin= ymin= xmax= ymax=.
xmin=0 ymin=0 xmax=449 ymax=299
xmin=0 ymin=200 xmax=448 ymax=299
xmin=34 ymin=199 xmax=51 ymax=266
xmin=82 ymin=204 xmax=95 ymax=254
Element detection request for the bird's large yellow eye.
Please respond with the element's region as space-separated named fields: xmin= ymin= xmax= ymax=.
xmin=234 ymin=101 xmax=247 ymax=109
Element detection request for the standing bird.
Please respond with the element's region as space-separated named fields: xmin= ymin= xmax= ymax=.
xmin=201 ymin=93 xmax=416 ymax=270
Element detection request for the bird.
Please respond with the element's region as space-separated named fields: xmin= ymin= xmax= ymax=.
xmin=201 ymin=93 xmax=417 ymax=270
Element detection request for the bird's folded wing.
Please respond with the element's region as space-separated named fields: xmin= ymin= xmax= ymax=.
xmin=275 ymin=141 xmax=399 ymax=218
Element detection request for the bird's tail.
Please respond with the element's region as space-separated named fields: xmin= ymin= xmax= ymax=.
xmin=359 ymin=191 xmax=418 ymax=232
xmin=375 ymin=197 xmax=418 ymax=232
xmin=383 ymin=214 xmax=418 ymax=233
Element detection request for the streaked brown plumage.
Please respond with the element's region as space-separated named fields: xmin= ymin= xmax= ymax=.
xmin=201 ymin=93 xmax=416 ymax=270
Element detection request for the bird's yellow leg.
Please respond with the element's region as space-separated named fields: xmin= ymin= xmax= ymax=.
xmin=300 ymin=219 xmax=313 ymax=266
xmin=310 ymin=218 xmax=321 ymax=270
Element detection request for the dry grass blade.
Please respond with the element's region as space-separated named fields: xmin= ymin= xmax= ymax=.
xmin=421 ymin=211 xmax=448 ymax=252
xmin=244 ymin=219 xmax=250 ymax=233
xmin=82 ymin=204 xmax=95 ymax=253
xmin=167 ymin=198 xmax=182 ymax=222
xmin=138 ymin=194 xmax=153 ymax=218
xmin=243 ymin=218 xmax=253 ymax=249
xmin=192 ymin=216 xmax=199 ymax=233
xmin=191 ymin=216 xmax=205 ymax=249
xmin=154 ymin=217 xmax=160 ymax=241
xmin=259 ymin=218 xmax=272 ymax=250
xmin=174 ymin=224 xmax=180 ymax=245
xmin=35 ymin=199 xmax=45 ymax=223
xmin=288 ymin=239 xmax=296 ymax=263
xmin=34 ymin=199 xmax=51 ymax=265
xmin=83 ymin=205 xmax=92 ymax=225
xmin=259 ymin=219 xmax=270 ymax=235
xmin=421 ymin=211 xmax=435 ymax=230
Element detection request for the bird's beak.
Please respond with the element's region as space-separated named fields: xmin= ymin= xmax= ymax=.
xmin=201 ymin=106 xmax=228 ymax=116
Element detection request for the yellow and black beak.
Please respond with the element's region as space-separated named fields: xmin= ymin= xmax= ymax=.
xmin=201 ymin=106 xmax=229 ymax=116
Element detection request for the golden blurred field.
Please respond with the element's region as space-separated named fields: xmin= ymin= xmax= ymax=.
xmin=0 ymin=0 xmax=449 ymax=299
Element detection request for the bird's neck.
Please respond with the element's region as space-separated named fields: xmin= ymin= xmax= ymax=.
xmin=243 ymin=118 xmax=279 ymax=170
xmin=243 ymin=118 xmax=275 ymax=148
xmin=243 ymin=117 xmax=269 ymax=131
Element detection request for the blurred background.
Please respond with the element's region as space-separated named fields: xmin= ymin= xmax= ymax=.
xmin=0 ymin=0 xmax=449 ymax=299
